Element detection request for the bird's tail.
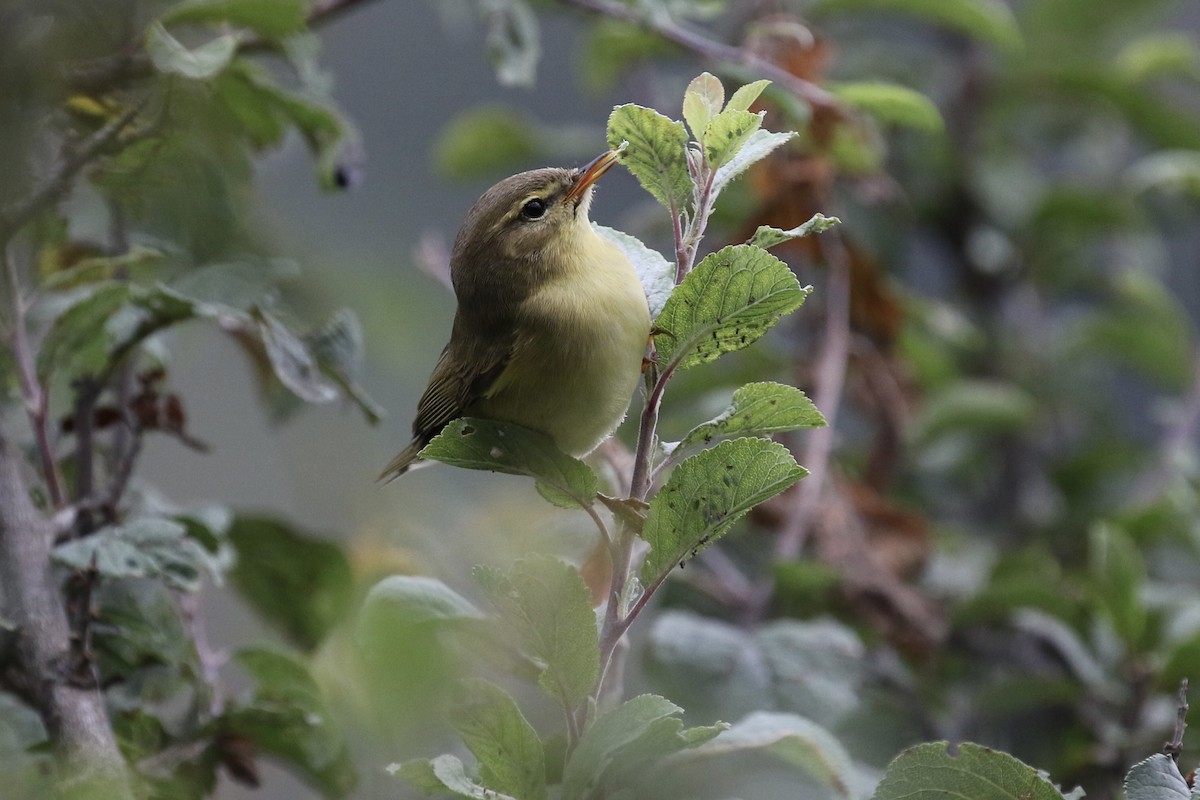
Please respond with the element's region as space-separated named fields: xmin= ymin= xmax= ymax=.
xmin=378 ymin=441 xmax=426 ymax=483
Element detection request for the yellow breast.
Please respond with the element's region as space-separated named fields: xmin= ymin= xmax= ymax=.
xmin=474 ymin=225 xmax=651 ymax=456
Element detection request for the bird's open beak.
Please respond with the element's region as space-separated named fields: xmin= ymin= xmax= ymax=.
xmin=563 ymin=150 xmax=620 ymax=206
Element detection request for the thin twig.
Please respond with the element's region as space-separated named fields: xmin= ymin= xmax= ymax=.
xmin=559 ymin=0 xmax=842 ymax=116
xmin=104 ymin=418 xmax=143 ymax=515
xmin=0 ymin=104 xmax=142 ymax=244
xmin=678 ymin=167 xmax=718 ymax=280
xmin=1164 ymin=678 xmax=1189 ymax=760
xmin=628 ymin=356 xmax=683 ymax=502
xmin=4 ymin=246 xmax=65 ymax=507
xmin=671 ymin=200 xmax=688 ymax=285
xmin=594 ymin=517 xmax=635 ymax=705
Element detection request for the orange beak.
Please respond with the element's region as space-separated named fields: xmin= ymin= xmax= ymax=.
xmin=563 ymin=150 xmax=620 ymax=206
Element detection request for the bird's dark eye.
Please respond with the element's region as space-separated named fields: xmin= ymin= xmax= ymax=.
xmin=520 ymin=198 xmax=547 ymax=220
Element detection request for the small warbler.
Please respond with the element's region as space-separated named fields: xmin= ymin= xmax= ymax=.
xmin=381 ymin=151 xmax=651 ymax=480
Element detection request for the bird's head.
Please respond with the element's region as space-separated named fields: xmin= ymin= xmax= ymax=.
xmin=449 ymin=151 xmax=620 ymax=298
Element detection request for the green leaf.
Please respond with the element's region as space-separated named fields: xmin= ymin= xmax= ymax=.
xmin=1077 ymin=270 xmax=1194 ymax=390
xmin=223 ymin=647 xmax=356 ymax=797
xmin=0 ymin=693 xmax=51 ymax=796
xmin=755 ymin=621 xmax=866 ymax=725
xmin=607 ymin=104 xmax=692 ymax=211
xmin=831 ymin=81 xmax=944 ymax=132
xmin=145 ymin=22 xmax=237 ymax=80
xmin=654 ymin=244 xmax=809 ymax=371
xmin=52 ymin=518 xmax=217 ymax=592
xmin=645 ymin=612 xmax=864 ymax=726
xmin=703 ymin=109 xmax=764 ymax=169
xmin=393 ymin=755 xmax=517 ymax=800
xmin=1124 ymin=753 xmax=1192 ymax=800
xmin=674 ymin=711 xmax=857 ymax=799
xmin=450 ymin=679 xmax=547 ymax=800
xmin=91 ymin=579 xmax=193 ymax=690
xmin=356 ymin=576 xmax=479 ymax=732
xmin=306 ymin=309 xmax=384 ymax=425
xmin=1117 ymin=33 xmax=1200 ymax=82
xmin=909 ymin=380 xmax=1036 ymax=444
xmin=255 ymin=308 xmax=340 ymax=404
xmin=435 ymin=105 xmax=541 ymax=178
xmin=562 ymin=694 xmax=725 ymax=800
xmin=482 ymin=0 xmax=540 ymax=88
xmin=474 ymin=555 xmax=599 ymax=708
xmin=594 ymin=223 xmax=674 ymax=319
xmin=1128 ymin=150 xmax=1200 ymax=199
xmin=596 ymin=494 xmax=650 ymax=535
xmin=214 ymin=55 xmax=354 ymax=189
xmin=1159 ymin=632 xmax=1200 ymax=692
xmin=35 ymin=279 xmax=244 ymax=384
xmin=0 ymin=692 xmax=48 ymax=757
xmin=226 ymin=516 xmax=354 ymax=652
xmin=641 ymin=439 xmax=806 ymax=585
xmin=160 ymin=0 xmax=307 ymax=39
xmin=682 ymin=72 xmax=725 ymax=139
xmin=361 ymin=575 xmax=483 ymax=628
xmin=871 ymin=742 xmax=1075 ymax=800
xmin=644 ymin=610 xmax=761 ymax=721
xmin=35 ymin=282 xmax=130 ymax=382
xmin=420 ymin=418 xmax=598 ymax=509
xmin=725 ymin=79 xmax=771 ymax=114
xmin=214 ymin=64 xmax=287 ymax=147
xmin=748 ymin=214 xmax=841 ymax=249
xmin=168 ymin=258 xmax=298 ymax=312
xmin=678 ymin=382 xmax=825 ymax=454
xmin=1010 ymin=610 xmax=1108 ymax=692
xmin=1088 ymin=522 xmax=1147 ymax=647
xmin=813 ymin=0 xmax=1022 ymax=52
xmin=41 ymin=245 xmax=167 ymax=292
xmin=711 ymin=129 xmax=795 ymax=195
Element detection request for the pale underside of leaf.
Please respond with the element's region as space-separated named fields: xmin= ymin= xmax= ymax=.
xmin=594 ymin=223 xmax=674 ymax=321
xmin=748 ymin=214 xmax=842 ymax=250
xmin=711 ymin=129 xmax=796 ymax=195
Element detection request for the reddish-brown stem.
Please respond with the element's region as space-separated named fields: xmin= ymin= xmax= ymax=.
xmin=559 ymin=0 xmax=842 ymax=117
xmin=671 ymin=201 xmax=689 ymax=285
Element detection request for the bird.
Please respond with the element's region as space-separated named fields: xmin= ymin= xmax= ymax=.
xmin=380 ymin=151 xmax=651 ymax=480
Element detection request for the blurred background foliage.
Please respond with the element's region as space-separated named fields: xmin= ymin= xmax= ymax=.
xmin=2 ymin=0 xmax=1200 ymax=798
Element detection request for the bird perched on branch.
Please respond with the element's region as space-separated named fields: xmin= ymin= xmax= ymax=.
xmin=381 ymin=151 xmax=651 ymax=480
